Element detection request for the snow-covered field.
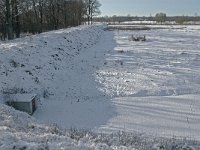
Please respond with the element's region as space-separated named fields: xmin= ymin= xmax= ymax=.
xmin=95 ymin=26 xmax=200 ymax=138
xmin=1 ymin=24 xmax=200 ymax=149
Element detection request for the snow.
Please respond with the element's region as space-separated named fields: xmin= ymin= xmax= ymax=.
xmin=1 ymin=24 xmax=200 ymax=149
xmin=33 ymin=27 xmax=115 ymax=130
xmin=1 ymin=104 xmax=200 ymax=150
xmin=94 ymin=27 xmax=200 ymax=139
xmin=7 ymin=94 xmax=36 ymax=102
xmin=33 ymin=25 xmax=200 ymax=139
xmin=0 ymin=104 xmax=113 ymax=150
xmin=98 ymin=95 xmax=200 ymax=139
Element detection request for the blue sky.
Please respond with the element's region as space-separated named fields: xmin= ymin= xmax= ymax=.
xmin=99 ymin=0 xmax=200 ymax=16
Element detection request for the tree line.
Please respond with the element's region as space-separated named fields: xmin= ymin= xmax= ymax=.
xmin=0 ymin=0 xmax=101 ymax=40
xmin=95 ymin=13 xmax=200 ymax=25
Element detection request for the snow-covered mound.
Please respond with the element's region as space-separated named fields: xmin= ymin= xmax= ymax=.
xmin=0 ymin=25 xmax=102 ymax=102
xmin=0 ymin=25 xmax=110 ymax=149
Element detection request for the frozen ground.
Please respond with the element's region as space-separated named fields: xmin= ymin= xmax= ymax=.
xmin=34 ymin=25 xmax=200 ymax=140
xmin=1 ymin=25 xmax=200 ymax=149
xmin=95 ymin=26 xmax=200 ymax=139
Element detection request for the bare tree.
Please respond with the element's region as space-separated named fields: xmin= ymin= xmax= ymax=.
xmin=84 ymin=0 xmax=101 ymax=25
xmin=90 ymin=0 xmax=101 ymax=24
xmin=0 ymin=0 xmax=89 ymax=40
xmin=0 ymin=0 xmax=6 ymax=40
xmin=6 ymin=0 xmax=13 ymax=39
xmin=155 ymin=12 xmax=167 ymax=23
xmin=12 ymin=0 xmax=20 ymax=38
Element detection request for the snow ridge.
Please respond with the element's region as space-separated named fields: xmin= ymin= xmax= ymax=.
xmin=0 ymin=25 xmax=102 ymax=102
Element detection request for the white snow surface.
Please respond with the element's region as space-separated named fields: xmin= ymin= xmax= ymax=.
xmin=1 ymin=25 xmax=200 ymax=149
xmin=0 ymin=104 xmax=91 ymax=150
xmin=94 ymin=26 xmax=200 ymax=139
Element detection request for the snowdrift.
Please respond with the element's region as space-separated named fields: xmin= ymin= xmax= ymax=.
xmin=0 ymin=25 xmax=102 ymax=103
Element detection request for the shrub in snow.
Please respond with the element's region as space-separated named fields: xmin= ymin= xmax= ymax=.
xmin=118 ymin=50 xmax=125 ymax=53
xmin=130 ymin=35 xmax=146 ymax=41
xmin=9 ymin=59 xmax=19 ymax=68
xmin=43 ymin=89 xmax=50 ymax=99
xmin=95 ymin=143 xmax=109 ymax=150
xmin=34 ymin=77 xmax=40 ymax=84
xmin=68 ymin=128 xmax=93 ymax=141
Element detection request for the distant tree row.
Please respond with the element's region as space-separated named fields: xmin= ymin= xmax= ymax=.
xmin=94 ymin=13 xmax=200 ymax=25
xmin=0 ymin=0 xmax=101 ymax=40
xmin=153 ymin=13 xmax=200 ymax=24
